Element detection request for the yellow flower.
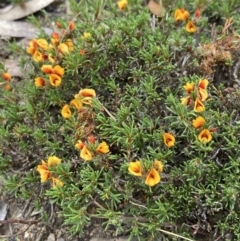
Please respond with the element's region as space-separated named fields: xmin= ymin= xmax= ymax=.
xmin=96 ymin=142 xmax=109 ymax=154
xmin=183 ymin=82 xmax=194 ymax=94
xmin=52 ymin=177 xmax=64 ymax=188
xmin=49 ymin=74 xmax=62 ymax=87
xmin=35 ymin=77 xmax=46 ymax=87
xmin=192 ymin=116 xmax=206 ymax=129
xmin=37 ymin=160 xmax=50 ymax=182
xmin=118 ymin=0 xmax=128 ymax=10
xmin=47 ymin=156 xmax=62 ymax=167
xmin=61 ymin=104 xmax=71 ymax=119
xmin=186 ymin=21 xmax=197 ymax=33
xmin=194 ymin=98 xmax=205 ymax=112
xmin=154 ymin=160 xmax=163 ymax=172
xmin=80 ymin=145 xmax=93 ymax=161
xmin=163 ymin=133 xmax=175 ymax=148
xmin=70 ymin=98 xmax=83 ymax=110
xmin=198 ymin=129 xmax=212 ymax=143
xmin=145 ymin=168 xmax=160 ymax=186
xmin=128 ymin=161 xmax=142 ymax=176
xmin=81 ymin=32 xmax=91 ymax=40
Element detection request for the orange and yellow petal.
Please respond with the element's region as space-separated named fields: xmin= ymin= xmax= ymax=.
xmin=80 ymin=146 xmax=93 ymax=161
xmin=198 ymin=129 xmax=212 ymax=143
xmin=163 ymin=133 xmax=175 ymax=148
xmin=41 ymin=65 xmax=53 ymax=74
xmin=70 ymin=98 xmax=83 ymax=110
xmin=52 ymin=177 xmax=64 ymax=188
xmin=194 ymin=98 xmax=205 ymax=112
xmin=96 ymin=142 xmax=109 ymax=154
xmin=36 ymin=39 xmax=49 ymax=50
xmin=181 ymin=96 xmax=191 ymax=106
xmin=47 ymin=156 xmax=61 ymax=167
xmin=61 ymin=104 xmax=71 ymax=119
xmin=145 ymin=168 xmax=160 ymax=186
xmin=58 ymin=43 xmax=69 ymax=55
xmin=53 ymin=65 xmax=65 ymax=77
xmin=198 ymin=79 xmax=209 ymax=90
xmin=183 ymin=82 xmax=194 ymax=94
xmin=65 ymin=39 xmax=74 ymax=52
xmin=192 ymin=116 xmax=206 ymax=129
xmin=154 ymin=160 xmax=163 ymax=172
xmin=186 ymin=21 xmax=197 ymax=33
xmin=75 ymin=140 xmax=85 ymax=150
xmin=49 ymin=74 xmax=62 ymax=87
xmin=33 ymin=50 xmax=44 ymax=62
xmin=198 ymin=87 xmax=208 ymax=101
xmin=35 ymin=77 xmax=46 ymax=87
xmin=77 ymin=88 xmax=96 ymax=98
xmin=128 ymin=161 xmax=142 ymax=176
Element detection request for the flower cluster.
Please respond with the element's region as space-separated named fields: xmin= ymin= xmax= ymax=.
xmin=182 ymin=79 xmax=215 ymax=143
xmin=75 ymin=136 xmax=109 ymax=161
xmin=181 ymin=79 xmax=209 ymax=112
xmin=128 ymin=160 xmax=163 ymax=187
xmin=35 ymin=64 xmax=65 ymax=87
xmin=61 ymin=88 xmax=96 ymax=119
xmin=174 ymin=8 xmax=198 ymax=33
xmin=37 ymin=156 xmax=64 ymax=188
xmin=1 ymin=72 xmax=12 ymax=91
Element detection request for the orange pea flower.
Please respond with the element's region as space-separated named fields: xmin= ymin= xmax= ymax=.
xmin=194 ymin=98 xmax=205 ymax=112
xmin=2 ymin=72 xmax=11 ymax=81
xmin=52 ymin=177 xmax=64 ymax=188
xmin=174 ymin=8 xmax=189 ymax=22
xmin=145 ymin=168 xmax=160 ymax=186
xmin=76 ymin=88 xmax=96 ymax=98
xmin=75 ymin=140 xmax=85 ymax=150
xmin=61 ymin=104 xmax=71 ymax=119
xmin=186 ymin=21 xmax=197 ymax=33
xmin=118 ymin=0 xmax=128 ymax=10
xmin=128 ymin=161 xmax=142 ymax=176
xmin=163 ymin=133 xmax=175 ymax=148
xmin=49 ymin=74 xmax=62 ymax=87
xmin=183 ymin=82 xmax=194 ymax=94
xmin=58 ymin=43 xmax=69 ymax=55
xmin=70 ymin=98 xmax=83 ymax=110
xmin=81 ymin=32 xmax=91 ymax=40
xmin=53 ymin=65 xmax=65 ymax=77
xmin=35 ymin=77 xmax=46 ymax=87
xmin=192 ymin=116 xmax=206 ymax=129
xmin=181 ymin=96 xmax=191 ymax=106
xmin=65 ymin=39 xmax=74 ymax=52
xmin=198 ymin=129 xmax=212 ymax=143
xmin=41 ymin=65 xmax=54 ymax=74
xmin=96 ymin=142 xmax=109 ymax=154
xmin=153 ymin=160 xmax=163 ymax=172
xmin=69 ymin=21 xmax=75 ymax=31
xmin=80 ymin=145 xmax=93 ymax=161
xmin=36 ymin=39 xmax=49 ymax=50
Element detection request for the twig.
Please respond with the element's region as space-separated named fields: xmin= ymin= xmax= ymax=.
xmin=158 ymin=228 xmax=196 ymax=241
xmin=0 ymin=218 xmax=41 ymax=225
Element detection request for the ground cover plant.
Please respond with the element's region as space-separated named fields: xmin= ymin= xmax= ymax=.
xmin=1 ymin=0 xmax=240 ymax=240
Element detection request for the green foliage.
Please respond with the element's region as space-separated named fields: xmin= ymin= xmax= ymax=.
xmin=1 ymin=0 xmax=240 ymax=240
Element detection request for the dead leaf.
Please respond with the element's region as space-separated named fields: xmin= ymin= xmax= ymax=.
xmin=0 ymin=0 xmax=55 ymax=21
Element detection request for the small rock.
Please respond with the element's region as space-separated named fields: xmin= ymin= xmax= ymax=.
xmin=47 ymin=233 xmax=55 ymax=241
